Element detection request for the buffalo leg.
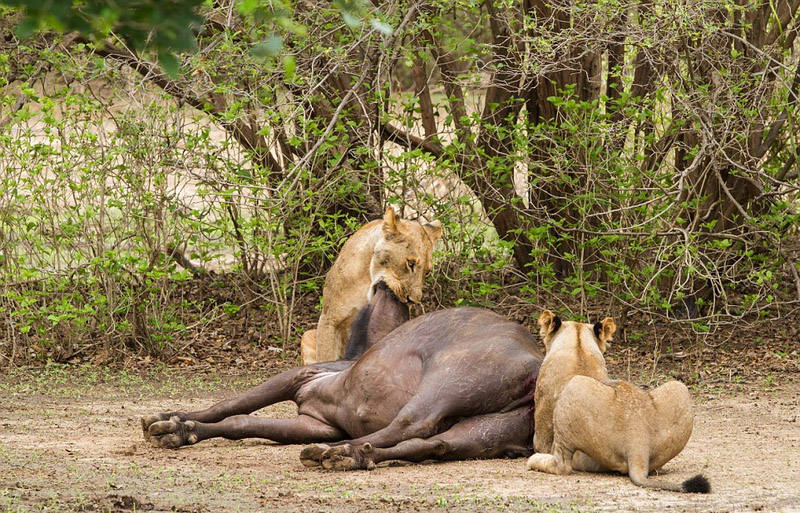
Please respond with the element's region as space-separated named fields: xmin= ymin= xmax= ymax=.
xmin=142 ymin=364 xmax=349 ymax=443
xmin=319 ymin=392 xmax=465 ymax=452
xmin=303 ymin=408 xmax=533 ymax=470
xmin=147 ymin=414 xmax=346 ymax=449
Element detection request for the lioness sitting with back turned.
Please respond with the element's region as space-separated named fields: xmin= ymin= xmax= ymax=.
xmin=527 ymin=310 xmax=710 ymax=494
xmin=300 ymin=206 xmax=442 ymax=364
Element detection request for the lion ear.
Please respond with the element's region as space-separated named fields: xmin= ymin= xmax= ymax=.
xmin=593 ymin=317 xmax=616 ymax=353
xmin=538 ymin=310 xmax=561 ymax=352
xmin=424 ymin=220 xmax=442 ymax=244
xmin=383 ymin=206 xmax=399 ymax=234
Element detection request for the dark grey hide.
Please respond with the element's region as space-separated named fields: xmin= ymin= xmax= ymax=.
xmin=141 ymin=284 xmax=542 ymax=470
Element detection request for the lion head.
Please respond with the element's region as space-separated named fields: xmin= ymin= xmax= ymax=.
xmin=369 ymin=207 xmax=442 ymax=305
xmin=537 ymin=310 xmax=616 ymax=355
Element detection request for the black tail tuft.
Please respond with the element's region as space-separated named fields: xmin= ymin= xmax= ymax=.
xmin=682 ymin=474 xmax=711 ymax=494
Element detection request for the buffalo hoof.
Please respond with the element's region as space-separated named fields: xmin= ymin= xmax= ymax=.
xmin=318 ymin=443 xmax=376 ymax=471
xmin=140 ymin=412 xmax=184 ymax=440
xmin=145 ymin=416 xmax=198 ymax=449
xmin=300 ymin=444 xmax=331 ymax=467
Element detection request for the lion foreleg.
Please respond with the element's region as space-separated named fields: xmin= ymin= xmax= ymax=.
xmin=300 ymin=329 xmax=317 ymax=365
xmin=527 ymin=444 xmax=573 ymax=475
xmin=315 ymin=313 xmax=353 ymax=362
xmin=314 ymin=316 xmax=338 ymax=362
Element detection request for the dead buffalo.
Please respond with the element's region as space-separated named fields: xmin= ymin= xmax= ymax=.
xmin=141 ymin=283 xmax=543 ymax=469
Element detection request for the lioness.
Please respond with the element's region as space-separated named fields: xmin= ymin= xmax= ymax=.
xmin=527 ymin=311 xmax=710 ymax=493
xmin=300 ymin=207 xmax=442 ymax=364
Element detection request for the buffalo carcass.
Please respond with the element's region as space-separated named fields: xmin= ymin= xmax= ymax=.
xmin=142 ymin=283 xmax=543 ymax=470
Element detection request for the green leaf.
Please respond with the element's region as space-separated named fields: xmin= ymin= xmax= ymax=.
xmin=370 ymin=18 xmax=393 ymax=35
xmin=158 ymin=53 xmax=180 ymax=78
xmin=252 ymin=36 xmax=283 ymax=58
xmin=237 ymin=0 xmax=259 ymax=15
xmin=15 ymin=16 xmax=38 ymax=39
xmin=342 ymin=11 xmax=360 ymax=28
xmin=547 ymin=96 xmax=563 ymax=107
xmin=283 ymin=55 xmax=296 ymax=80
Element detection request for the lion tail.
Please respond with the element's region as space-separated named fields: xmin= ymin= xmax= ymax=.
xmin=630 ymin=472 xmax=711 ymax=494
xmin=681 ymin=474 xmax=711 ymax=493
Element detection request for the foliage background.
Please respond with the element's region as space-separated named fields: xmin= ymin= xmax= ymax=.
xmin=1 ymin=0 xmax=799 ymax=364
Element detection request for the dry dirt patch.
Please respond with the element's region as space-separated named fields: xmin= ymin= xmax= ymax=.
xmin=1 ymin=368 xmax=799 ymax=513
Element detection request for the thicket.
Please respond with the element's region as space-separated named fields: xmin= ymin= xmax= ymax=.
xmin=1 ymin=0 xmax=799 ymax=364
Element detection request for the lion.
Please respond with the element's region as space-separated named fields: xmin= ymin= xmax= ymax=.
xmin=527 ymin=311 xmax=710 ymax=493
xmin=300 ymin=207 xmax=442 ymax=365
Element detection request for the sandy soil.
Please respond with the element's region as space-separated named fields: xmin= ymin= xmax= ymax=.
xmin=1 ymin=368 xmax=799 ymax=513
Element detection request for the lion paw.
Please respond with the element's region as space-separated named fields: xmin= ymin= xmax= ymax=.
xmin=527 ymin=452 xmax=570 ymax=475
xmin=527 ymin=453 xmax=550 ymax=471
xmin=145 ymin=416 xmax=198 ymax=449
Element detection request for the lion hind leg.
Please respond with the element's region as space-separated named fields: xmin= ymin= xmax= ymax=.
xmin=571 ymin=450 xmax=604 ymax=472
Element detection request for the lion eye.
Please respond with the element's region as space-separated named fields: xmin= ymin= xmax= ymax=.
xmin=407 ymin=259 xmax=416 ymax=272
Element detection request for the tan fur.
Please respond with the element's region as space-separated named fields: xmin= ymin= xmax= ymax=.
xmin=528 ymin=311 xmax=703 ymax=493
xmin=532 ymin=311 xmax=615 ymax=455
xmin=300 ymin=207 xmax=442 ymax=364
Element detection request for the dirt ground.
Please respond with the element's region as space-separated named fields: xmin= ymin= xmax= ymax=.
xmin=1 ymin=359 xmax=799 ymax=513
